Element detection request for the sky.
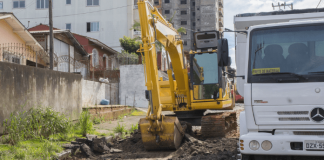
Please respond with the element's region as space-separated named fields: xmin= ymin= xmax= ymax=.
xmin=223 ymin=0 xmax=323 ymax=68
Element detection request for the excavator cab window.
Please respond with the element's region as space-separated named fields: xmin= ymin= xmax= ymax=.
xmin=191 ymin=53 xmax=220 ymax=100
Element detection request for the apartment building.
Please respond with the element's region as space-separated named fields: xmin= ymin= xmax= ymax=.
xmin=0 ymin=0 xmax=135 ymax=52
xmin=158 ymin=0 xmax=224 ymax=51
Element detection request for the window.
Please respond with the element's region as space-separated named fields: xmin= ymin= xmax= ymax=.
xmin=13 ymin=0 xmax=25 ymax=8
xmin=183 ymin=41 xmax=187 ymax=46
xmin=249 ymin=24 xmax=324 ymax=83
xmin=165 ymin=10 xmax=170 ymax=14
xmin=87 ymin=22 xmax=99 ymax=32
xmin=154 ymin=0 xmax=159 ymax=5
xmin=197 ymin=18 xmax=200 ymax=21
xmin=165 ymin=0 xmax=169 ymax=3
xmin=0 ymin=2 xmax=3 ymax=9
xmin=192 ymin=53 xmax=219 ymax=99
xmin=193 ymin=22 xmax=195 ymax=27
xmin=181 ymin=10 xmax=187 ymax=15
xmin=192 ymin=2 xmax=195 ymax=6
xmin=66 ymin=23 xmax=71 ymax=30
xmin=180 ymin=0 xmax=186 ymax=4
xmin=37 ymin=0 xmax=49 ymax=9
xmin=181 ymin=21 xmax=187 ymax=25
xmin=92 ymin=49 xmax=99 ymax=67
xmin=197 ymin=29 xmax=200 ymax=31
xmin=66 ymin=0 xmax=71 ymax=4
xmin=12 ymin=57 xmax=20 ymax=64
xmin=193 ymin=12 xmax=195 ymax=16
xmin=87 ymin=0 xmax=99 ymax=6
xmin=197 ymin=7 xmax=200 ymax=10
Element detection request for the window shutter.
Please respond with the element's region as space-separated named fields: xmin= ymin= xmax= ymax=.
xmin=87 ymin=22 xmax=91 ymax=32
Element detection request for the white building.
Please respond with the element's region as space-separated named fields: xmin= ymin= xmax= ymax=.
xmin=0 ymin=0 xmax=136 ymax=52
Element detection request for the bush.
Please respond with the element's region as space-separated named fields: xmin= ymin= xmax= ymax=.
xmin=3 ymin=107 xmax=71 ymax=145
xmin=113 ymin=123 xmax=126 ymax=134
xmin=93 ymin=117 xmax=101 ymax=124
xmin=78 ymin=110 xmax=93 ymax=137
xmin=130 ymin=124 xmax=138 ymax=134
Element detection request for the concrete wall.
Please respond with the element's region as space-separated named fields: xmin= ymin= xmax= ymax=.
xmin=0 ymin=61 xmax=82 ymax=131
xmin=120 ymin=65 xmax=148 ymax=108
xmin=82 ymin=80 xmax=119 ymax=107
xmin=3 ymin=0 xmax=134 ymax=52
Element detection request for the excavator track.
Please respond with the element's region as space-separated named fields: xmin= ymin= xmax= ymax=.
xmin=201 ymin=112 xmax=237 ymax=138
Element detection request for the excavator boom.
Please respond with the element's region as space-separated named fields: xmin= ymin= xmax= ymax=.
xmin=137 ymin=0 xmax=236 ymax=151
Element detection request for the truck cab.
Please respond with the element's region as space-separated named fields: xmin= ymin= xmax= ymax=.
xmin=235 ymin=9 xmax=324 ymax=159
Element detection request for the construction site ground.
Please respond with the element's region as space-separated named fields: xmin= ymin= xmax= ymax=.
xmin=68 ymin=104 xmax=244 ymax=160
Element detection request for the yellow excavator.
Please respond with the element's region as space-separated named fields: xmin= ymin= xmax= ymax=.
xmin=137 ymin=0 xmax=236 ymax=150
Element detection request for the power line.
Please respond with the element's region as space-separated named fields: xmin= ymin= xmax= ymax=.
xmin=19 ymin=4 xmax=133 ymax=20
xmin=317 ymin=0 xmax=322 ymax=8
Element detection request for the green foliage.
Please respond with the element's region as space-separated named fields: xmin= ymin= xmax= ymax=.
xmin=93 ymin=117 xmax=101 ymax=124
xmin=3 ymin=107 xmax=71 ymax=145
xmin=113 ymin=123 xmax=127 ymax=134
xmin=177 ymin=27 xmax=187 ymax=34
xmin=119 ymin=36 xmax=142 ymax=55
xmin=129 ymin=124 xmax=138 ymax=134
xmin=130 ymin=20 xmax=141 ymax=31
xmin=79 ymin=110 xmax=94 ymax=137
xmin=0 ymin=139 xmax=63 ymax=160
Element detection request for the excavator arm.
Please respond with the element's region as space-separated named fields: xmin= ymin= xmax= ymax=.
xmin=137 ymin=0 xmax=187 ymax=150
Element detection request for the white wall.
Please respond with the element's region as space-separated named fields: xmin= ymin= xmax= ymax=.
xmin=120 ymin=65 xmax=148 ymax=108
xmin=82 ymin=79 xmax=105 ymax=107
xmin=2 ymin=0 xmax=134 ymax=52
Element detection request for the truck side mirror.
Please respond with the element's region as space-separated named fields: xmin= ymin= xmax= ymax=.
xmin=218 ymin=38 xmax=230 ymax=66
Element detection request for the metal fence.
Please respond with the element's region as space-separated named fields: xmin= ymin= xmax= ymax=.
xmin=116 ymin=52 xmax=139 ymax=68
xmin=0 ymin=43 xmax=57 ymax=67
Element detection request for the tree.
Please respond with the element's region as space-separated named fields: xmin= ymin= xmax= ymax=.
xmin=119 ymin=36 xmax=142 ymax=55
xmin=130 ymin=20 xmax=141 ymax=31
xmin=177 ymin=27 xmax=187 ymax=34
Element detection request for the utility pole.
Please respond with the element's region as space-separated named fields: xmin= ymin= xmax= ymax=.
xmin=49 ymin=0 xmax=54 ymax=70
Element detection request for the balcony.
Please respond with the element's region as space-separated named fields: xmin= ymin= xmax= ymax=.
xmin=219 ymin=17 xmax=223 ymax=23
xmin=219 ymin=21 xmax=223 ymax=27
xmin=219 ymin=0 xmax=223 ymax=7
xmin=219 ymin=8 xmax=223 ymax=17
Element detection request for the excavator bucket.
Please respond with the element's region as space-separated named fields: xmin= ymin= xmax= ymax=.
xmin=139 ymin=116 xmax=183 ymax=151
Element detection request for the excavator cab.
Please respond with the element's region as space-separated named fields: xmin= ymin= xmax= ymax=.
xmin=191 ymin=31 xmax=231 ymax=101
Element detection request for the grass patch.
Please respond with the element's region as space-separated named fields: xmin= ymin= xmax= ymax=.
xmin=0 ymin=107 xmax=99 ymax=159
xmin=130 ymin=110 xmax=146 ymax=116
xmin=0 ymin=139 xmax=64 ymax=160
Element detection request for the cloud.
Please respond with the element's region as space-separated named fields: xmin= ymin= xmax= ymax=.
xmin=223 ymin=0 xmax=321 ymax=68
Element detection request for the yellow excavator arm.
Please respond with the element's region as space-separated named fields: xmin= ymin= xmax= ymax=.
xmin=137 ymin=0 xmax=188 ymax=150
xmin=137 ymin=0 xmax=236 ymax=151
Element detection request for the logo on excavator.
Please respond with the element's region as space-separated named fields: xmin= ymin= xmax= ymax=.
xmin=310 ymin=108 xmax=324 ymax=122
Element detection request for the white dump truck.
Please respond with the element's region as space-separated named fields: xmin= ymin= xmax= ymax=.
xmin=235 ymin=8 xmax=324 ymax=159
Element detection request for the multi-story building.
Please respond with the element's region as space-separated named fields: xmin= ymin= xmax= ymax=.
xmin=0 ymin=0 xmax=136 ymax=52
xmin=158 ymin=0 xmax=224 ymax=51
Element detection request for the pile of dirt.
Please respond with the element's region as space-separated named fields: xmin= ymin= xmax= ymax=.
xmin=172 ymin=138 xmax=238 ymax=160
xmin=107 ymin=130 xmax=238 ymax=160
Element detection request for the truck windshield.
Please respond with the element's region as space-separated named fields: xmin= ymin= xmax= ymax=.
xmin=250 ymin=24 xmax=324 ymax=82
xmin=192 ymin=53 xmax=219 ymax=99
